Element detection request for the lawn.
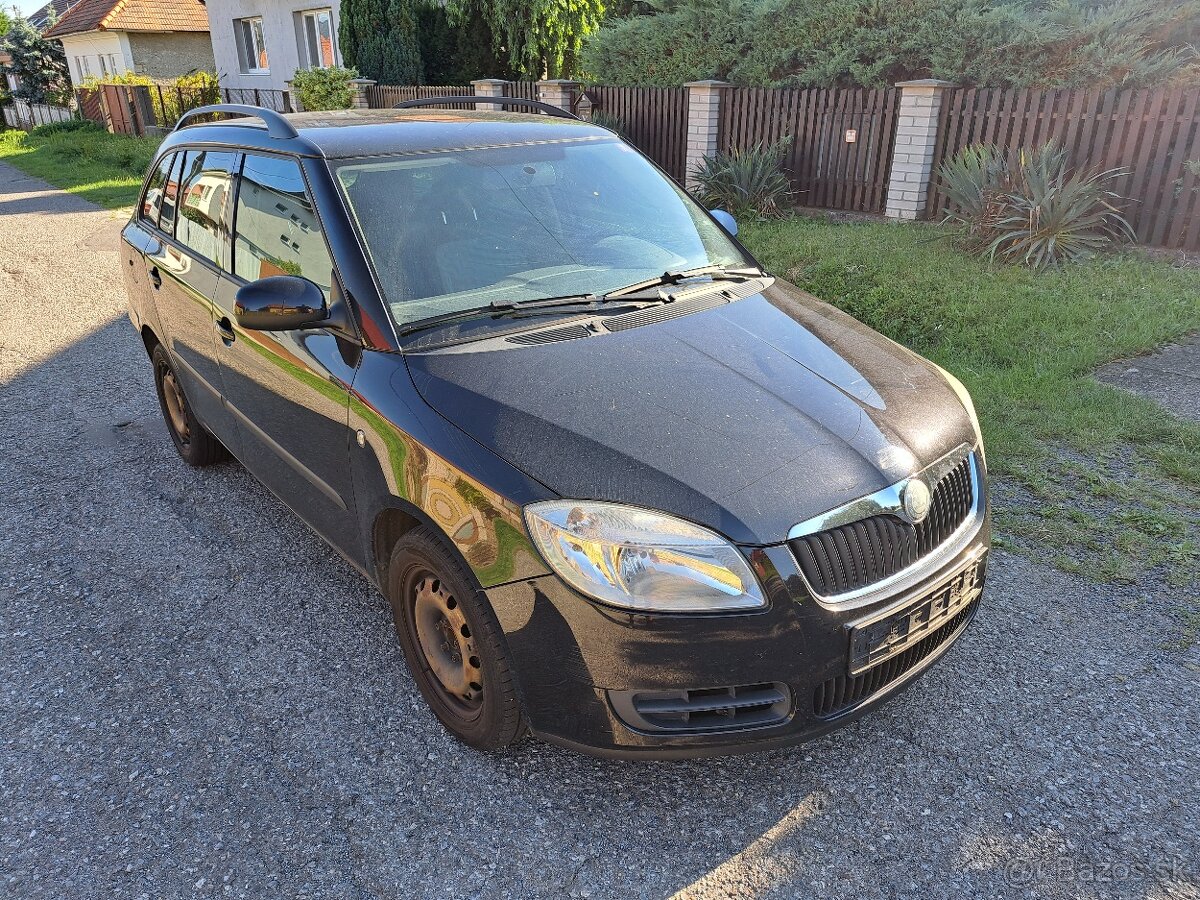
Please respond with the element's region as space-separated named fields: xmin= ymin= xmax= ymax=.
xmin=742 ymin=217 xmax=1200 ymax=608
xmin=2 ymin=126 xmax=1196 ymax=614
xmin=0 ymin=124 xmax=159 ymax=209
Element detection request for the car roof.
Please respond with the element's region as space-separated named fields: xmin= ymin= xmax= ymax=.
xmin=162 ymin=108 xmax=613 ymax=159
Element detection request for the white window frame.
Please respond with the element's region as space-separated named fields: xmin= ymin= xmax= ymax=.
xmin=298 ymin=8 xmax=336 ymax=69
xmin=235 ymin=16 xmax=270 ymax=74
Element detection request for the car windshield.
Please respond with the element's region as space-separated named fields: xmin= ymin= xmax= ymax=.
xmin=331 ymin=137 xmax=750 ymax=330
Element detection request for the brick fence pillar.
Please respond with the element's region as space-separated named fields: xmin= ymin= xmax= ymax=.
xmin=471 ymin=78 xmax=508 ymax=99
xmin=884 ymin=79 xmax=955 ymax=220
xmin=537 ymin=79 xmax=580 ymax=114
xmin=349 ymin=78 xmax=376 ymax=109
xmin=684 ymin=80 xmax=729 ymax=190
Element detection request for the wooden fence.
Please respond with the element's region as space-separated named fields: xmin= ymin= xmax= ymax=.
xmin=720 ymin=88 xmax=900 ymax=213
xmin=365 ymin=84 xmax=475 ymax=109
xmin=928 ymin=87 xmax=1200 ymax=250
xmin=75 ymin=84 xmax=292 ymax=136
xmin=585 ymin=85 xmax=688 ymax=181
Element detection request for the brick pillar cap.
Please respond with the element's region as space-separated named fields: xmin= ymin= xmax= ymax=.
xmin=349 ymin=78 xmax=377 ymax=85
xmin=537 ymin=79 xmax=581 ymax=86
xmin=684 ymin=79 xmax=731 ymax=88
xmin=471 ymin=78 xmax=508 ymax=85
xmin=895 ymin=79 xmax=956 ymax=88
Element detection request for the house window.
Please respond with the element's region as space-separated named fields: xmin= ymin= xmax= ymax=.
xmin=298 ymin=9 xmax=336 ymax=69
xmin=235 ymin=16 xmax=269 ymax=73
xmin=98 ymin=55 xmax=109 ymax=76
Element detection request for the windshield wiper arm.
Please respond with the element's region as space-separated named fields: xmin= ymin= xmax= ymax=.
xmin=489 ymin=293 xmax=598 ymax=311
xmin=397 ymin=293 xmax=664 ymax=337
xmin=604 ymin=265 xmax=764 ymax=299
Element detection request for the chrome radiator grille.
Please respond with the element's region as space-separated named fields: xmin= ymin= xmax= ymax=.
xmin=789 ymin=451 xmax=977 ymax=598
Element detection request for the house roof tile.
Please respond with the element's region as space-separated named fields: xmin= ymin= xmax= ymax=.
xmin=45 ymin=0 xmax=209 ymax=38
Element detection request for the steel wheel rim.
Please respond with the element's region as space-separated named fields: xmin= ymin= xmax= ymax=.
xmin=160 ymin=365 xmax=190 ymax=443
xmin=412 ymin=572 xmax=483 ymax=713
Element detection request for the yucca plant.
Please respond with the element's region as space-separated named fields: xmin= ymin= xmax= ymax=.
xmin=588 ymin=109 xmax=628 ymax=139
xmin=938 ymin=142 xmax=1134 ymax=270
xmin=691 ymin=138 xmax=793 ymax=219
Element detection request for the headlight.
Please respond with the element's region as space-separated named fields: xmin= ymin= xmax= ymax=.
xmin=524 ymin=501 xmax=766 ymax=613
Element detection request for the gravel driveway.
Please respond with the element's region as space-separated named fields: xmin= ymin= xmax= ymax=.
xmin=2 ymin=160 xmax=1198 ymax=900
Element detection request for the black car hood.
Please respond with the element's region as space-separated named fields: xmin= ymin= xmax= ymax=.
xmin=404 ymin=281 xmax=977 ymax=545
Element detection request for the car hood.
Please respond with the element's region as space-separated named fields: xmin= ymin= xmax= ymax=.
xmin=404 ymin=281 xmax=978 ymax=545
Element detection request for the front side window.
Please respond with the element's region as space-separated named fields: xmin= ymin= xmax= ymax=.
xmin=175 ymin=150 xmax=239 ymax=266
xmin=333 ymin=138 xmax=748 ymax=329
xmin=235 ymin=17 xmax=269 ymax=73
xmin=233 ymin=154 xmax=333 ymax=297
xmin=299 ymin=9 xmax=336 ymax=68
xmin=140 ymin=151 xmax=176 ymax=228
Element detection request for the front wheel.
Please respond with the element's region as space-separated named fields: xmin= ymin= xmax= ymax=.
xmin=388 ymin=527 xmax=527 ymax=750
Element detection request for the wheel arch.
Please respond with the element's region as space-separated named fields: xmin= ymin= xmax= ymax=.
xmin=140 ymin=324 xmax=161 ymax=359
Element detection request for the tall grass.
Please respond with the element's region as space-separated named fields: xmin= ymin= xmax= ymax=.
xmin=0 ymin=127 xmax=161 ymax=208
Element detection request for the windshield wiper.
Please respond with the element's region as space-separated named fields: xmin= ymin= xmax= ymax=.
xmin=604 ymin=265 xmax=764 ymax=299
xmin=397 ymin=294 xmax=663 ymax=337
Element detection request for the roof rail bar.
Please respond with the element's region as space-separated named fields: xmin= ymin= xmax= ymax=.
xmin=393 ymin=96 xmax=581 ymax=121
xmin=174 ymin=104 xmax=299 ymax=139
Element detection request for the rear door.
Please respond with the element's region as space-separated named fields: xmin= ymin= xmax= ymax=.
xmin=145 ymin=148 xmax=242 ymax=448
xmin=211 ymin=152 xmax=363 ymax=562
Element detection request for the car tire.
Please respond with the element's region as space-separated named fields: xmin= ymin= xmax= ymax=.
xmin=388 ymin=526 xmax=528 ymax=750
xmin=152 ymin=344 xmax=228 ymax=467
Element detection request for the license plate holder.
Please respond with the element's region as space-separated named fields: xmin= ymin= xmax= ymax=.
xmin=846 ymin=559 xmax=982 ymax=676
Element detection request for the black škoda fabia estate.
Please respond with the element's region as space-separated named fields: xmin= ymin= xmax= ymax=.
xmin=121 ymin=101 xmax=990 ymax=758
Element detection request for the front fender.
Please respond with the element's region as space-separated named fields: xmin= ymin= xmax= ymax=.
xmin=348 ymin=348 xmax=554 ymax=590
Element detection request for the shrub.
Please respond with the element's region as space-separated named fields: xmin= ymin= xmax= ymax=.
xmin=30 ymin=119 xmax=102 ymax=136
xmin=938 ymin=143 xmax=1135 ymax=270
xmin=691 ymin=139 xmax=793 ymax=219
xmin=291 ymin=65 xmax=358 ymax=111
xmin=582 ymin=0 xmax=1200 ymax=88
xmin=340 ymin=0 xmax=423 ymax=84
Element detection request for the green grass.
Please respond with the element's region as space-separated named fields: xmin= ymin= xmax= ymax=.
xmin=741 ymin=217 xmax=1200 ymax=609
xmin=0 ymin=126 xmax=160 ymax=209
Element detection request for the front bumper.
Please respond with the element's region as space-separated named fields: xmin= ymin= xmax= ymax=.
xmin=485 ymin=517 xmax=991 ymax=759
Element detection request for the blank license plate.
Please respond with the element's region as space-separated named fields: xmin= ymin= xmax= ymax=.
xmin=847 ymin=560 xmax=983 ymax=675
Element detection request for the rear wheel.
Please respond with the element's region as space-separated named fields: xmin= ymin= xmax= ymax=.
xmin=388 ymin=527 xmax=527 ymax=750
xmin=152 ymin=344 xmax=228 ymax=467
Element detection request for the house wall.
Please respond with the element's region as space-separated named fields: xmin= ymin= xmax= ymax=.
xmin=204 ymin=0 xmax=342 ymax=94
xmin=125 ymin=32 xmax=217 ymax=79
xmin=58 ymin=31 xmax=132 ymax=88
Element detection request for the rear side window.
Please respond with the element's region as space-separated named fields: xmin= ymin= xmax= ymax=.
xmin=159 ymin=153 xmax=183 ymax=236
xmin=175 ymin=150 xmax=239 ymax=267
xmin=233 ymin=154 xmax=333 ymax=298
xmin=140 ymin=152 xmax=175 ymax=228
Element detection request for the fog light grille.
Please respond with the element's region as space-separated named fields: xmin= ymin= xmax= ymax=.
xmin=610 ymin=682 xmax=791 ymax=734
xmin=813 ymin=600 xmax=978 ymax=719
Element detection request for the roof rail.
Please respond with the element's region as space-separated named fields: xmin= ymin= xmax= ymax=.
xmin=174 ymin=104 xmax=299 ymax=139
xmin=393 ymin=96 xmax=581 ymax=121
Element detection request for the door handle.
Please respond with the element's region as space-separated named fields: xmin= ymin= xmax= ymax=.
xmin=216 ymin=317 xmax=236 ymax=345
xmin=148 ymin=266 xmax=162 ymax=289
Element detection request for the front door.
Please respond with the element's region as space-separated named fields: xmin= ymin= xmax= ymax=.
xmin=211 ymin=152 xmax=363 ymax=563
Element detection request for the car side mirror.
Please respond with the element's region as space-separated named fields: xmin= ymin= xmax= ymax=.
xmin=234 ymin=275 xmax=328 ymax=331
xmin=709 ymin=208 xmax=738 ymax=236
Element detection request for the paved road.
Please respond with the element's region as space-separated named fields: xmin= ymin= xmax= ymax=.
xmin=1097 ymin=338 xmax=1200 ymax=422
xmin=2 ymin=160 xmax=1198 ymax=899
